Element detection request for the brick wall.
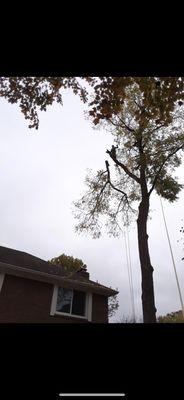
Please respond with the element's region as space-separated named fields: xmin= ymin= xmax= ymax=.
xmin=92 ymin=293 xmax=108 ymax=323
xmin=0 ymin=274 xmax=108 ymax=323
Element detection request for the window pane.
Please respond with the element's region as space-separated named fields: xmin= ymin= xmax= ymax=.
xmin=72 ymin=290 xmax=86 ymax=316
xmin=56 ymin=288 xmax=72 ymax=313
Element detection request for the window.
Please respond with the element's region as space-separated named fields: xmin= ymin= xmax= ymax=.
xmin=50 ymin=286 xmax=92 ymax=321
xmin=56 ymin=288 xmax=86 ymax=317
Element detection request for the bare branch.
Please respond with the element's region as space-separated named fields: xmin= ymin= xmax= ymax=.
xmin=147 ymin=123 xmax=168 ymax=134
xmin=106 ymin=148 xmax=140 ymax=184
xmin=109 ymin=117 xmax=135 ymax=133
xmin=118 ymin=117 xmax=135 ymax=132
xmin=115 ymin=196 xmax=125 ymax=215
xmin=91 ymin=180 xmax=108 ymax=215
xmin=133 ymin=98 xmax=145 ymax=116
xmin=105 ymin=160 xmax=128 ymax=199
xmin=108 ymin=118 xmax=124 ymax=129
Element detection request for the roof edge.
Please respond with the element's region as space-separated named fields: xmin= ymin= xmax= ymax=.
xmin=0 ymin=261 xmax=118 ymax=297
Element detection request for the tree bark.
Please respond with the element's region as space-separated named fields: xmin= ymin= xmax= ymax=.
xmin=137 ymin=196 xmax=157 ymax=322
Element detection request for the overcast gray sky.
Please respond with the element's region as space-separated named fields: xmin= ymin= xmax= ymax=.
xmin=0 ymin=89 xmax=184 ymax=322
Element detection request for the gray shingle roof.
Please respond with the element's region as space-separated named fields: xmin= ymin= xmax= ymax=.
xmin=0 ymin=246 xmax=118 ymax=296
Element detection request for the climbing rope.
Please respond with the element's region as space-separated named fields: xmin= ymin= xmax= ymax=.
xmin=160 ymin=196 xmax=184 ymax=318
xmin=126 ymin=226 xmax=136 ymax=321
xmin=117 ymin=218 xmax=136 ymax=322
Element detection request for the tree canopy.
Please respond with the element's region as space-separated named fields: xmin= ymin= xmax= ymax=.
xmin=49 ymin=253 xmax=87 ymax=272
xmin=158 ymin=310 xmax=184 ymax=323
xmin=88 ymin=77 xmax=184 ymax=127
xmin=0 ymin=77 xmax=90 ymax=129
xmin=1 ymin=77 xmax=184 ymax=130
xmin=74 ymin=82 xmax=184 ymax=238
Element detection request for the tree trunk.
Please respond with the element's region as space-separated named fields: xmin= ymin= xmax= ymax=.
xmin=137 ymin=196 xmax=157 ymax=323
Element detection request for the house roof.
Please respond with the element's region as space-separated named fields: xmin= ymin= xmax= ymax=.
xmin=0 ymin=246 xmax=118 ymax=297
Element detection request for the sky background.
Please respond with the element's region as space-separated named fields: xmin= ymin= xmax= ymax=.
xmin=0 ymin=88 xmax=184 ymax=322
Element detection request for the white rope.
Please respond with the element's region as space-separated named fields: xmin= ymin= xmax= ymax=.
xmin=160 ymin=196 xmax=184 ymax=318
xmin=126 ymin=226 xmax=136 ymax=321
xmin=117 ymin=219 xmax=136 ymax=321
xmin=123 ymin=229 xmax=135 ymax=319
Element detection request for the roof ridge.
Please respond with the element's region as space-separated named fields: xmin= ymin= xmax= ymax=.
xmin=0 ymin=245 xmax=48 ymax=262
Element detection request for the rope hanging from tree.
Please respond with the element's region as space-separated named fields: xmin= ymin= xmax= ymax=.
xmin=117 ymin=214 xmax=136 ymax=322
xmin=124 ymin=227 xmax=136 ymax=322
xmin=160 ymin=196 xmax=184 ymax=319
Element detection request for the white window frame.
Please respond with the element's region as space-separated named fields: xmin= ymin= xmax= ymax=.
xmin=0 ymin=273 xmax=5 ymax=293
xmin=50 ymin=285 xmax=92 ymax=321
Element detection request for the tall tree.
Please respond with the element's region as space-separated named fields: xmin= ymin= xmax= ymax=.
xmin=74 ymin=80 xmax=184 ymax=323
